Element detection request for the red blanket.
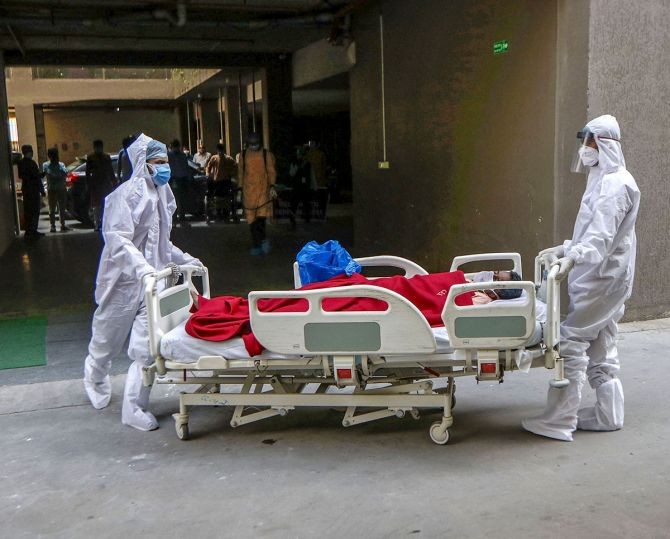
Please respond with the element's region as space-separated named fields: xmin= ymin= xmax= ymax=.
xmin=185 ymin=271 xmax=473 ymax=356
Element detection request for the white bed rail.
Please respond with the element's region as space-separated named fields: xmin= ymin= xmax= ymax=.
xmin=249 ymin=285 xmax=436 ymax=355
xmin=443 ymin=281 xmax=536 ymax=349
xmin=145 ymin=264 xmax=210 ymax=364
xmin=293 ymin=255 xmax=429 ymax=288
xmin=450 ymin=252 xmax=523 ymax=277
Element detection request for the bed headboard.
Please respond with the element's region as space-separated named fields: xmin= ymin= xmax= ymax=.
xmin=145 ymin=265 xmax=210 ymax=360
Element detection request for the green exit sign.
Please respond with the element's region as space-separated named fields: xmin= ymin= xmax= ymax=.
xmin=493 ymin=40 xmax=509 ymax=55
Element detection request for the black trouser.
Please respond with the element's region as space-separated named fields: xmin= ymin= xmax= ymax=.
xmin=207 ymin=179 xmax=236 ymax=221
xmin=172 ymin=176 xmax=189 ymax=221
xmin=290 ymin=184 xmax=311 ymax=223
xmin=23 ymin=190 xmax=41 ymax=234
xmin=250 ymin=217 xmax=266 ymax=248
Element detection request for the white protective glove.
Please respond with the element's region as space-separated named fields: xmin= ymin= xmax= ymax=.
xmin=552 ymin=255 xmax=575 ymax=281
xmin=539 ymin=245 xmax=565 ymax=261
xmin=166 ymin=262 xmax=182 ymax=287
xmin=189 ymin=258 xmax=206 ymax=276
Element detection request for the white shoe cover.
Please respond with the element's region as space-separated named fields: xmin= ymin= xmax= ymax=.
xmin=83 ymin=375 xmax=111 ymax=409
xmin=122 ymin=408 xmax=159 ymax=431
xmin=522 ymin=418 xmax=574 ymax=442
xmin=522 ymin=376 xmax=584 ymax=441
xmin=577 ymin=378 xmax=624 ymax=431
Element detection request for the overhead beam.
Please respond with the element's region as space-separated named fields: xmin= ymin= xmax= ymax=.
xmin=2 ymin=48 xmax=288 ymax=68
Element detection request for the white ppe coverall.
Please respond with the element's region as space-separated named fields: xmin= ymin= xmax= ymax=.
xmin=83 ymin=134 xmax=201 ymax=431
xmin=523 ymin=115 xmax=640 ymax=441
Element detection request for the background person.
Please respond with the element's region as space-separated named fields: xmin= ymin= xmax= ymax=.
xmin=193 ymin=143 xmax=211 ymax=171
xmin=42 ymin=147 xmax=70 ymax=233
xmin=116 ymin=135 xmax=134 ymax=184
xmin=85 ymin=139 xmax=116 ymax=231
xmin=168 ymin=139 xmax=191 ymax=226
xmin=288 ymin=145 xmax=312 ymax=229
xmin=205 ymin=143 xmax=238 ymax=223
xmin=237 ymin=132 xmax=277 ymax=255
xmin=523 ymin=114 xmax=640 ymax=441
xmin=82 ymin=134 xmax=203 ymax=431
xmin=17 ymin=144 xmax=45 ymax=239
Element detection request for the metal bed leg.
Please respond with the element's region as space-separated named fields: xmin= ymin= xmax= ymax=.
xmin=172 ymin=394 xmax=190 ymax=440
xmin=549 ymin=356 xmax=570 ymax=388
xmin=429 ymin=376 xmax=454 ymax=445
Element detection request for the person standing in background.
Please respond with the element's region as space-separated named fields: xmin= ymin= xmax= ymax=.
xmin=193 ymin=143 xmax=211 ymax=171
xmin=305 ymin=140 xmax=328 ymax=217
xmin=42 ymin=147 xmax=70 ymax=233
xmin=85 ymin=139 xmax=116 ymax=231
xmin=205 ymin=143 xmax=238 ymax=223
xmin=18 ymin=144 xmax=45 ymax=239
xmin=237 ymin=132 xmax=276 ymax=255
xmin=168 ymin=139 xmax=191 ymax=226
xmin=116 ymin=135 xmax=135 ymax=184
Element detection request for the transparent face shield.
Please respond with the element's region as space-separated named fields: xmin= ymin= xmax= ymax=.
xmin=570 ymin=128 xmax=598 ymax=174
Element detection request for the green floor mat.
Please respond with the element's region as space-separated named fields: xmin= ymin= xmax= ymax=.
xmin=0 ymin=316 xmax=48 ymax=370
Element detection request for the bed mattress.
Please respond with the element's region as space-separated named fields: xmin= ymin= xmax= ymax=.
xmin=159 ymin=321 xmax=543 ymax=363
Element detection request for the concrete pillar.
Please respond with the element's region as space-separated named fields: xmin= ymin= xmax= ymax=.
xmin=0 ymin=52 xmax=18 ymax=254
xmin=224 ymin=84 xmax=242 ymax=157
xmin=261 ymin=60 xmax=293 ymax=177
xmin=13 ymin=104 xmax=37 ymax=157
xmin=200 ymin=98 xmax=220 ymax=152
xmin=33 ymin=105 xmax=47 ymax=165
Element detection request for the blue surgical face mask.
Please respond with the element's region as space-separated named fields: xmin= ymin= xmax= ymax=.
xmin=148 ymin=163 xmax=171 ymax=186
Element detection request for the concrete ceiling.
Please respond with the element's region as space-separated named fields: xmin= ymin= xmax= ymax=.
xmin=0 ymin=0 xmax=364 ymax=66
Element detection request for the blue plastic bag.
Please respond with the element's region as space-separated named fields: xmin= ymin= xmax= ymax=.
xmin=296 ymin=240 xmax=362 ymax=286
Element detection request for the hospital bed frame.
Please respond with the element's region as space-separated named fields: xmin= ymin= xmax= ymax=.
xmin=142 ymin=253 xmax=567 ymax=444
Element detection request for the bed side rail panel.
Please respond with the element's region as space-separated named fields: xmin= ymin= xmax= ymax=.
xmin=249 ymin=285 xmax=437 ymax=355
xmin=443 ymin=281 xmax=536 ymax=349
xmin=450 ymin=252 xmax=523 ymax=278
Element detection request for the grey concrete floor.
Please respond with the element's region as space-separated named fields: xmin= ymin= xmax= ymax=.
xmin=1 ymin=320 xmax=669 ymax=538
xmin=2 ymin=207 xmax=669 ymax=537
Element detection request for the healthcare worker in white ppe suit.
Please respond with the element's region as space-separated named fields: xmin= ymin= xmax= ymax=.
xmin=523 ymin=114 xmax=640 ymax=441
xmin=83 ymin=133 xmax=203 ymax=431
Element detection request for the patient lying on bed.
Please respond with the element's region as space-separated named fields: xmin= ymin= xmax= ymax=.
xmin=186 ymin=269 xmax=521 ymax=356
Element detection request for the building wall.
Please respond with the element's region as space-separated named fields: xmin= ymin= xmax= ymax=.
xmin=43 ymin=107 xmax=181 ymax=163
xmin=200 ymin=98 xmax=222 ymax=151
xmin=350 ymin=0 xmax=558 ymax=271
xmin=587 ymin=0 xmax=670 ymax=319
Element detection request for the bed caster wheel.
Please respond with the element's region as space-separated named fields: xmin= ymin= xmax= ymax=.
xmin=549 ymin=378 xmax=570 ymax=389
xmin=176 ymin=422 xmax=190 ymax=441
xmin=173 ymin=413 xmax=189 ymax=440
xmin=429 ymin=422 xmax=450 ymax=445
xmin=394 ymin=409 xmax=406 ymax=419
xmin=410 ymin=409 xmax=420 ymax=420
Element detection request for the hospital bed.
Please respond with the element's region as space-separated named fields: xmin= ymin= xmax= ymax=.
xmin=142 ymin=252 xmax=568 ymax=445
